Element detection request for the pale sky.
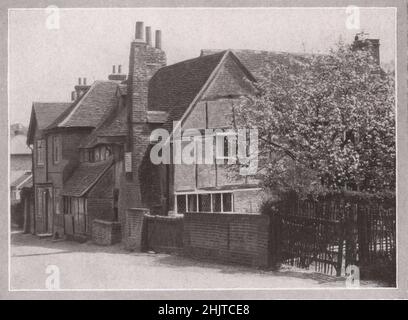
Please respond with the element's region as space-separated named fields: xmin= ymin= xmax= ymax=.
xmin=9 ymin=7 xmax=396 ymax=126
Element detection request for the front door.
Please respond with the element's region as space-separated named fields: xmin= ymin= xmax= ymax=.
xmin=37 ymin=186 xmax=53 ymax=234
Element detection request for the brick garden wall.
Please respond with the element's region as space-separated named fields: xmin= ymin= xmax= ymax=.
xmin=92 ymin=219 xmax=121 ymax=246
xmin=144 ymin=214 xmax=183 ymax=253
xmin=183 ymin=212 xmax=270 ymax=267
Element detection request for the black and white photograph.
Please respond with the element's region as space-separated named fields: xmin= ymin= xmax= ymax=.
xmin=1 ymin=0 xmax=407 ymax=302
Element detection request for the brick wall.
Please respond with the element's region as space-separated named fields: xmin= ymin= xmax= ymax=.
xmin=144 ymin=214 xmax=183 ymax=253
xmin=92 ymin=219 xmax=121 ymax=245
xmin=183 ymin=212 xmax=270 ymax=267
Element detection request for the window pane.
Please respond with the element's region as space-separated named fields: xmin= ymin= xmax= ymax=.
xmin=222 ymin=193 xmax=233 ymax=212
xmin=187 ymin=194 xmax=197 ymax=212
xmin=212 ymin=193 xmax=221 ymax=212
xmin=78 ymin=198 xmax=84 ymax=214
xmin=100 ymin=146 xmax=106 ymax=160
xmin=176 ymin=195 xmax=186 ymax=213
xmin=198 ymin=194 xmax=211 ymax=212
xmin=95 ymin=148 xmax=100 ymax=161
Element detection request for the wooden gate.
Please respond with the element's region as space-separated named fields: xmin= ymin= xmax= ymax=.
xmin=270 ymin=192 xmax=396 ymax=280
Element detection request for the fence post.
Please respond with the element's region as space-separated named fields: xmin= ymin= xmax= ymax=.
xmin=357 ymin=201 xmax=369 ymax=271
xmin=268 ymin=201 xmax=282 ymax=269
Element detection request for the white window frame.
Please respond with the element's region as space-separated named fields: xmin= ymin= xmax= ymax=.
xmin=175 ymin=190 xmax=236 ymax=214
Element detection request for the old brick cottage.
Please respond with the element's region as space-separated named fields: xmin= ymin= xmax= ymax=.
xmin=27 ymin=22 xmax=380 ymax=245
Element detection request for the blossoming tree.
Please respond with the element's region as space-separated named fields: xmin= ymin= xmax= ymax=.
xmin=235 ymin=41 xmax=395 ymax=194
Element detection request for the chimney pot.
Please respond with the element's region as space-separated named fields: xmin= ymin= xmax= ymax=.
xmin=71 ymin=91 xmax=76 ymax=101
xmin=78 ymin=78 xmax=81 ymax=85
xmin=112 ymin=65 xmax=116 ymax=74
xmin=155 ymin=30 xmax=162 ymax=49
xmin=146 ymin=26 xmax=152 ymax=46
xmin=118 ymin=65 xmax=122 ymax=74
xmin=135 ymin=21 xmax=144 ymax=40
xmin=83 ymin=78 xmax=87 ymax=85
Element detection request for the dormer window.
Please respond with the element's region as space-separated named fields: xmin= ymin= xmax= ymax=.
xmin=88 ymin=145 xmax=112 ymax=163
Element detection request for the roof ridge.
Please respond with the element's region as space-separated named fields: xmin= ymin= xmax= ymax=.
xmin=157 ymin=50 xmax=227 ymax=72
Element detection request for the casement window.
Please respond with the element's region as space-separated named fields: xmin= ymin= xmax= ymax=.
xmin=53 ymin=135 xmax=61 ymax=164
xmin=91 ymin=145 xmax=111 ymax=163
xmin=36 ymin=139 xmax=45 ymax=166
xmin=94 ymin=147 xmax=101 ymax=162
xmin=175 ymin=192 xmax=234 ymax=214
xmin=215 ymin=130 xmax=238 ymax=164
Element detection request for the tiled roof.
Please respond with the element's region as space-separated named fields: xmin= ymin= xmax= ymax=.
xmin=200 ymin=49 xmax=313 ymax=79
xmin=148 ymin=51 xmax=227 ymax=130
xmin=97 ymin=107 xmax=128 ymax=137
xmin=48 ymin=81 xmax=119 ymax=129
xmin=10 ymin=172 xmax=32 ymax=189
xmin=32 ymin=102 xmax=72 ymax=130
xmin=62 ymin=159 xmax=113 ymax=197
xmin=79 ymin=106 xmax=127 ymax=148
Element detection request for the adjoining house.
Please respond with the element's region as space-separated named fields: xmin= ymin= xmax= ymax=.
xmin=10 ymin=124 xmax=32 ymax=229
xmin=27 ymin=22 xmax=381 ymax=244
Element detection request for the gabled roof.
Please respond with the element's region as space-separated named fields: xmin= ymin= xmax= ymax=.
xmin=27 ymin=102 xmax=71 ymax=144
xmin=200 ymin=49 xmax=314 ymax=79
xmin=62 ymin=159 xmax=113 ymax=197
xmin=47 ymin=81 xmax=119 ymax=129
xmin=148 ymin=51 xmax=227 ymax=130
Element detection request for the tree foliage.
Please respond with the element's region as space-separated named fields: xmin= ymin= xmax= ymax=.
xmin=235 ymin=41 xmax=395 ymax=194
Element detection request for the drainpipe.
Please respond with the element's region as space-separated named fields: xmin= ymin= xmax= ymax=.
xmin=29 ymin=144 xmax=35 ymax=234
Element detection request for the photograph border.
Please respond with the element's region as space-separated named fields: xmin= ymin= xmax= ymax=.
xmin=1 ymin=0 xmax=406 ymax=300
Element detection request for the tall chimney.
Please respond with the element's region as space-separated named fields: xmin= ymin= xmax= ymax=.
xmin=74 ymin=77 xmax=91 ymax=98
xmin=352 ymin=32 xmax=380 ymax=65
xmin=126 ymin=21 xmax=167 ymax=208
xmin=135 ymin=21 xmax=144 ymax=41
xmin=155 ymin=30 xmax=162 ymax=49
xmin=146 ymin=26 xmax=152 ymax=46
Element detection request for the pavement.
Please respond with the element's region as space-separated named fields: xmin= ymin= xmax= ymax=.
xmin=9 ymin=231 xmax=385 ymax=290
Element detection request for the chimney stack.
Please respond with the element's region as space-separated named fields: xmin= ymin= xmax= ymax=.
xmin=155 ymin=30 xmax=162 ymax=49
xmin=146 ymin=26 xmax=152 ymax=46
xmin=135 ymin=21 xmax=144 ymax=41
xmin=108 ymin=64 xmax=127 ymax=82
xmin=74 ymin=77 xmax=91 ymax=98
xmin=126 ymin=20 xmax=167 ymax=206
